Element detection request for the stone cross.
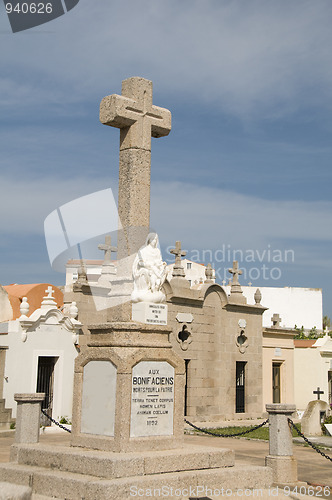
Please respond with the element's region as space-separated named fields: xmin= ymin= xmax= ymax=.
xmin=228 ymin=261 xmax=242 ymax=285
xmin=100 ymin=77 xmax=171 ymax=258
xmin=271 ymin=313 xmax=281 ymax=328
xmin=45 ymin=286 xmax=54 ymax=298
xmin=170 ymin=241 xmax=187 ymax=278
xmin=313 ymin=387 xmax=324 ymax=400
xmin=228 ymin=260 xmax=246 ymax=304
xmin=98 ymin=235 xmax=117 ymax=263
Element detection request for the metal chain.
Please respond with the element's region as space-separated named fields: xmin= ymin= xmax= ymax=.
xmin=288 ymin=418 xmax=332 ymax=463
xmin=184 ymin=418 xmax=269 ymax=437
xmin=41 ymin=409 xmax=72 ymax=433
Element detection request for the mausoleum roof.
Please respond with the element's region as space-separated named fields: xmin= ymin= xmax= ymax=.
xmin=3 ymin=283 xmax=63 ymax=320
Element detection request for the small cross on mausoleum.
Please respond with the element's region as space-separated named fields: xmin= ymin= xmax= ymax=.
xmin=313 ymin=387 xmax=324 ymax=400
xmin=170 ymin=241 xmax=187 ymax=278
xmin=228 ymin=260 xmax=246 ymax=304
xmin=45 ymin=286 xmax=54 ymax=298
xmin=228 ymin=261 xmax=242 ymax=285
xmin=98 ymin=235 xmax=117 ymax=263
xmin=271 ymin=313 xmax=282 ymax=328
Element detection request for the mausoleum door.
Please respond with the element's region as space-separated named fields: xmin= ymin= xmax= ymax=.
xmin=36 ymin=356 xmax=57 ymax=426
xmin=272 ymin=362 xmax=281 ymax=404
xmin=184 ymin=360 xmax=190 ymax=416
xmin=0 ymin=349 xmax=6 ymax=400
xmin=236 ymin=361 xmax=246 ymax=413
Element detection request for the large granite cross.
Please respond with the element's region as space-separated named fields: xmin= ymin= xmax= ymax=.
xmin=100 ymin=77 xmax=171 ymax=258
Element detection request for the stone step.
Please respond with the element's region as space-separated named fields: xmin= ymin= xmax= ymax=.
xmin=11 ymin=442 xmax=234 ymax=478
xmin=0 ymin=462 xmax=273 ymax=500
xmin=0 ymin=398 xmax=13 ymax=427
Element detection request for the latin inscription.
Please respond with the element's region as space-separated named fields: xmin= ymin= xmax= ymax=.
xmin=130 ymin=361 xmax=174 ymax=437
xmin=132 ymin=302 xmax=167 ymax=325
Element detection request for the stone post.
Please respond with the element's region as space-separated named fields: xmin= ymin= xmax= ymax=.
xmin=265 ymin=403 xmax=298 ymax=484
xmin=14 ymin=393 xmax=45 ymax=444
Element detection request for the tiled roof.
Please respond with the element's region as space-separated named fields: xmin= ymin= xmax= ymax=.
xmin=3 ymin=283 xmax=63 ymax=320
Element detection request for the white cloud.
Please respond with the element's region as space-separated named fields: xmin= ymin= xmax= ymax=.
xmin=0 ymin=175 xmax=113 ymax=235
xmin=150 ymin=181 xmax=332 ymax=251
xmin=2 ymin=175 xmax=331 ymax=256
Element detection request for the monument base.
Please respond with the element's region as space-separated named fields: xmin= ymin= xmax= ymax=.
xmin=265 ymin=456 xmax=298 ymax=484
xmin=70 ymin=322 xmax=183 ymax=453
xmin=0 ymin=441 xmax=273 ymax=500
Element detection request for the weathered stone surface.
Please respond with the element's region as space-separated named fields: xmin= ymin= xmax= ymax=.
xmin=70 ymin=322 xmax=185 ymax=452
xmin=14 ymin=394 xmax=45 ymax=445
xmin=0 ymin=482 xmax=31 ymax=500
xmin=100 ymin=77 xmax=171 ymax=259
xmin=301 ymin=400 xmax=329 ymax=436
xmin=10 ymin=443 xmax=234 ymax=478
xmin=265 ymin=455 xmax=298 ymax=484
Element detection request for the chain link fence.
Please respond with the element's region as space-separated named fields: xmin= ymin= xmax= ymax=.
xmin=288 ymin=418 xmax=332 ymax=463
xmin=184 ymin=418 xmax=269 ymax=437
xmin=41 ymin=409 xmax=72 ymax=433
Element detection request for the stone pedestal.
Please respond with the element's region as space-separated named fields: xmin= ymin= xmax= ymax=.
xmin=70 ymin=322 xmax=185 ymax=452
xmin=14 ymin=393 xmax=45 ymax=444
xmin=265 ymin=404 xmax=298 ymax=484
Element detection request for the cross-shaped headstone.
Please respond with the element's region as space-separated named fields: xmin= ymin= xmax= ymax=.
xmin=205 ymin=263 xmax=214 ymax=283
xmin=98 ymin=235 xmax=117 ymax=264
xmin=170 ymin=241 xmax=187 ymax=278
xmin=100 ymin=77 xmax=171 ymax=258
xmin=248 ymin=282 xmax=252 ymax=287
xmin=271 ymin=313 xmax=281 ymax=328
xmin=45 ymin=286 xmax=54 ymax=298
xmin=222 ymin=279 xmax=226 ymax=286
xmin=313 ymin=387 xmax=324 ymax=400
xmin=228 ymin=261 xmax=242 ymax=285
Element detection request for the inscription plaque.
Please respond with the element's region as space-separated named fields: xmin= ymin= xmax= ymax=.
xmin=81 ymin=360 xmax=117 ymax=436
xmin=130 ymin=361 xmax=174 ymax=437
xmin=132 ymin=302 xmax=167 ymax=325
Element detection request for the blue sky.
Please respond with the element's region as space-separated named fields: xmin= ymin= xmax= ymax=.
xmin=1 ymin=1 xmax=332 ymax=321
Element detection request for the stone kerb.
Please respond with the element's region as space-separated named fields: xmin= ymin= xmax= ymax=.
xmin=14 ymin=393 xmax=45 ymax=444
xmin=265 ymin=403 xmax=298 ymax=484
xmin=70 ymin=322 xmax=185 ymax=453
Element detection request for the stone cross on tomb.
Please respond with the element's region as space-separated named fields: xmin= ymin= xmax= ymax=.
xmin=45 ymin=286 xmax=54 ymax=298
xmin=100 ymin=77 xmax=171 ymax=258
xmin=170 ymin=241 xmax=187 ymax=278
xmin=313 ymin=387 xmax=324 ymax=400
xmin=228 ymin=261 xmax=246 ymax=303
xmin=98 ymin=235 xmax=117 ymax=264
xmin=228 ymin=261 xmax=242 ymax=285
xmin=271 ymin=313 xmax=281 ymax=328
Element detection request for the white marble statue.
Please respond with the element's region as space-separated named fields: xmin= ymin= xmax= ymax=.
xmin=131 ymin=233 xmax=167 ymax=303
